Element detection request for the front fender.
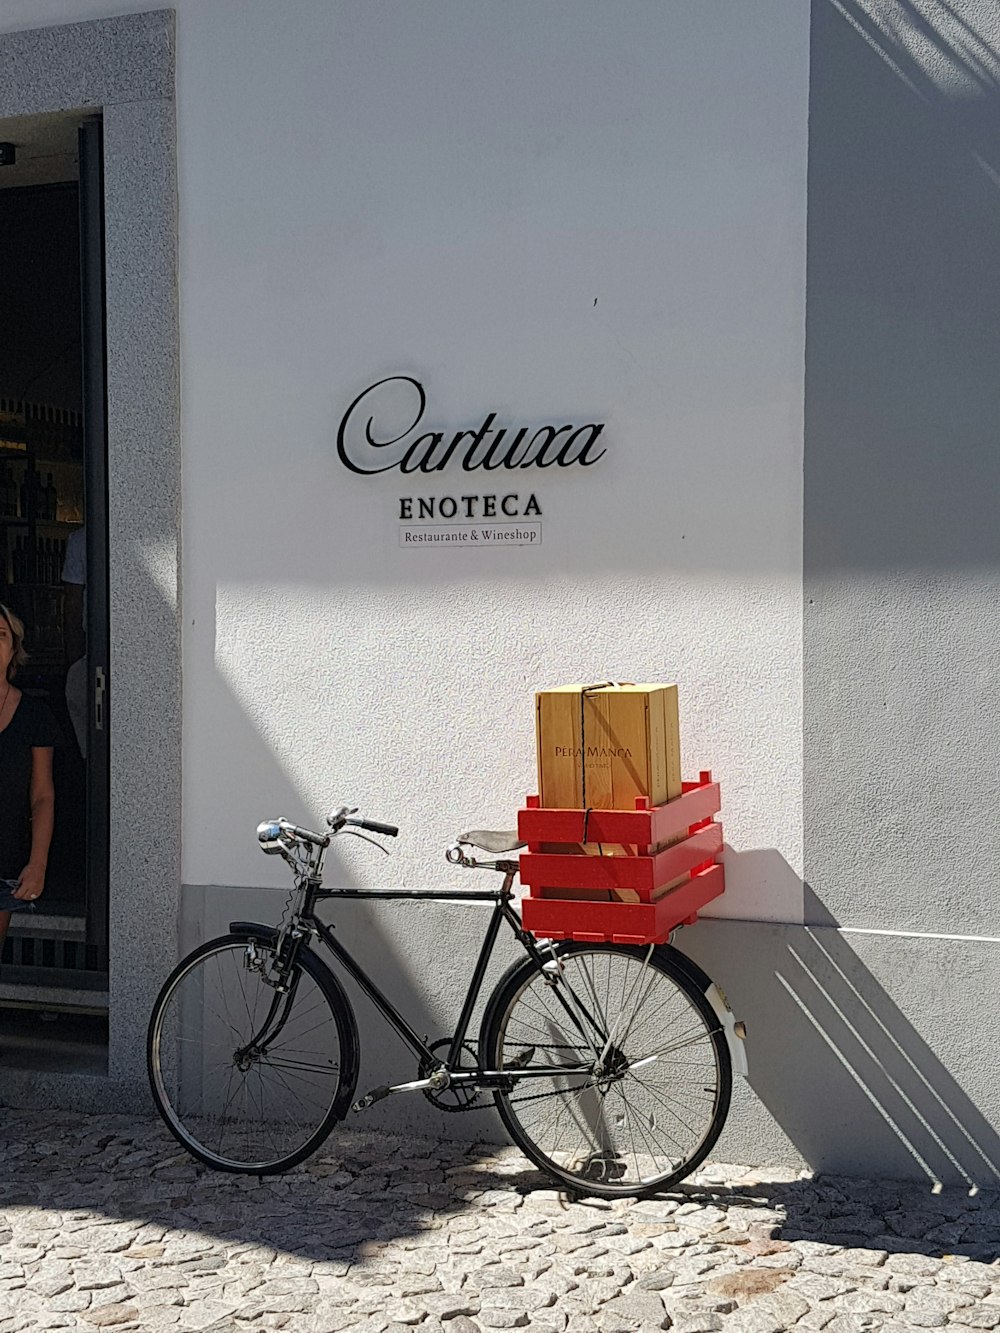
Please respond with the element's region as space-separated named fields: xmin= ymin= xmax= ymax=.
xmin=229 ymin=919 xmax=277 ymax=938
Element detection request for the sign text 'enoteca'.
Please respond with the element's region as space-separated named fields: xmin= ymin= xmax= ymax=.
xmin=337 ymin=376 xmax=607 ymax=475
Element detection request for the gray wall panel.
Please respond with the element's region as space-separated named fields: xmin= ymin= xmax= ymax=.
xmin=681 ymin=918 xmax=1000 ymax=1186
xmin=804 ymin=0 xmax=1000 ymax=933
xmin=103 ymin=95 xmax=180 ymax=1089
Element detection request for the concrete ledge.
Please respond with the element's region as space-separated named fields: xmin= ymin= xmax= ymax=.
xmin=0 ymin=1070 xmax=136 ymax=1114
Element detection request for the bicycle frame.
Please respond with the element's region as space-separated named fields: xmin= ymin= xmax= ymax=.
xmin=315 ymin=887 xmax=526 ymax=1079
xmin=239 ymin=870 xmax=619 ymax=1103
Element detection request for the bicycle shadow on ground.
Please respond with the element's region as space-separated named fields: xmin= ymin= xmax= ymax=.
xmin=3 ymin=1110 xmax=998 ymax=1270
xmin=626 ymin=1172 xmax=1000 ymax=1263
xmin=0 ymin=1112 xmax=548 ymax=1263
xmin=678 ymin=849 xmax=1000 ymax=1210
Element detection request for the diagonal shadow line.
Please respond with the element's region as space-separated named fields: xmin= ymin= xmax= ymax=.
xmin=776 ymin=967 xmax=943 ymax=1184
xmin=833 ymin=0 xmax=1000 ymax=97
xmin=802 ymin=928 xmax=1000 ymax=1186
xmin=827 ymin=0 xmax=1000 ymax=188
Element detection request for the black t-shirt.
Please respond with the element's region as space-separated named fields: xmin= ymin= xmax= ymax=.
xmin=0 ymin=692 xmax=60 ymax=877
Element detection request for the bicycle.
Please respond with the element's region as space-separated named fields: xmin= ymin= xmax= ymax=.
xmin=147 ymin=804 xmax=746 ymax=1199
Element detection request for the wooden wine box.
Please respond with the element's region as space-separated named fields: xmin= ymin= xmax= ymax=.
xmin=535 ymin=683 xmax=682 ymax=811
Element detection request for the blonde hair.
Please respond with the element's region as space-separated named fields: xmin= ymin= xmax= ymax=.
xmin=0 ymin=604 xmax=28 ymax=681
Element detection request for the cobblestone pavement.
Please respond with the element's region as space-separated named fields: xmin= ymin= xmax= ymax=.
xmin=1 ymin=1112 xmax=999 ymax=1333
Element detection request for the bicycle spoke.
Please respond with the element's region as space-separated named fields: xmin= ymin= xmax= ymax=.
xmin=631 ymin=1022 xmax=724 ymax=1063
xmin=149 ymin=939 xmax=347 ymax=1172
xmin=258 ymin=1057 xmax=340 ymax=1076
xmin=488 ymin=945 xmax=731 ymax=1197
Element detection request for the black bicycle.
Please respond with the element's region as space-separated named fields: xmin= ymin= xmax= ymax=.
xmin=147 ymin=804 xmax=744 ymax=1199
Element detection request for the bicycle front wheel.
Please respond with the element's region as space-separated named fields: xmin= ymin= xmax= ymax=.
xmin=148 ymin=932 xmax=358 ymax=1173
xmin=481 ymin=942 xmax=731 ymax=1198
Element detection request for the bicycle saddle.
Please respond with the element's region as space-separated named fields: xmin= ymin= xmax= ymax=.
xmin=458 ymin=830 xmax=527 ymax=855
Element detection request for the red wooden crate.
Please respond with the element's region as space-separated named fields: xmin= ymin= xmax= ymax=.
xmin=521 ymin=864 xmax=725 ymax=946
xmin=517 ymin=772 xmax=724 ymax=944
xmin=520 ymin=822 xmax=722 ymax=898
xmin=518 ymin=771 xmax=721 ymax=849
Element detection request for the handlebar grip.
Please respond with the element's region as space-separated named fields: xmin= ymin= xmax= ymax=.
xmin=287 ymin=822 xmax=329 ymax=847
xmin=355 ymin=818 xmax=399 ymax=838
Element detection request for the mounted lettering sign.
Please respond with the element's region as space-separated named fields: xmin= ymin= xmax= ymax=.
xmin=337 ymin=376 xmax=607 ymax=475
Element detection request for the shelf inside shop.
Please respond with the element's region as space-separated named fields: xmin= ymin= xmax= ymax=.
xmin=0 ymin=518 xmax=82 ymax=530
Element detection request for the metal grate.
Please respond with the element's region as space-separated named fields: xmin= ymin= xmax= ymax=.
xmin=3 ymin=934 xmax=101 ymax=970
xmin=1 ymin=932 xmax=107 ymax=990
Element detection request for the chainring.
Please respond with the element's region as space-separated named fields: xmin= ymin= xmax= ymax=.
xmin=419 ymin=1039 xmax=487 ymax=1112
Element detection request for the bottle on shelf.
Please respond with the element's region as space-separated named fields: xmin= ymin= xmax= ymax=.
xmin=13 ymin=534 xmax=33 ymax=583
xmin=19 ymin=470 xmax=35 ymax=522
xmin=44 ymin=473 xmax=57 ymax=521
xmin=1 ymin=467 xmax=17 ymax=518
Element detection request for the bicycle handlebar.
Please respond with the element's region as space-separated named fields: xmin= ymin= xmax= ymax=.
xmin=257 ymin=808 xmax=399 ymax=857
xmin=287 ymin=821 xmax=330 ymax=847
xmin=348 ymin=817 xmax=399 ymax=838
xmin=256 ymin=819 xmax=328 ymax=852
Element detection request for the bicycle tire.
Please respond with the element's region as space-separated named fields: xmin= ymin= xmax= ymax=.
xmin=147 ymin=929 xmax=359 ymax=1174
xmin=480 ymin=941 xmax=731 ymax=1199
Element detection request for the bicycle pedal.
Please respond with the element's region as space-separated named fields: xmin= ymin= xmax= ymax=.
xmin=507 ymin=1046 xmax=536 ymax=1069
xmin=351 ymin=1084 xmax=390 ymax=1113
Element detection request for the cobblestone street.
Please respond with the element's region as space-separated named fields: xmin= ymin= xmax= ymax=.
xmin=1 ymin=1112 xmax=998 ymax=1333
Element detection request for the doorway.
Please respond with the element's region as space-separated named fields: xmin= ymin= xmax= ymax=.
xmin=0 ymin=9 xmax=178 ymax=1109
xmin=0 ymin=110 xmax=109 ymax=998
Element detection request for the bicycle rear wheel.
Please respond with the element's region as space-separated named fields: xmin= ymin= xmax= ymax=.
xmin=481 ymin=942 xmax=731 ymax=1198
xmin=147 ymin=931 xmax=358 ymax=1173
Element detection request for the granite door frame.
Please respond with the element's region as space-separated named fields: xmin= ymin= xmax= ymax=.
xmin=0 ymin=9 xmax=179 ymax=1107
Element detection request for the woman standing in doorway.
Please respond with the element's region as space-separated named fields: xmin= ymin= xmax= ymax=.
xmin=0 ymin=605 xmax=58 ymax=956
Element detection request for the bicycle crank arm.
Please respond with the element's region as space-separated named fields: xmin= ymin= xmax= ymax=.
xmin=351 ymin=1074 xmax=444 ymax=1113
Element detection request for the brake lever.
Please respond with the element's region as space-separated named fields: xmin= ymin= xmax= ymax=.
xmin=343 ymin=827 xmax=391 ymax=856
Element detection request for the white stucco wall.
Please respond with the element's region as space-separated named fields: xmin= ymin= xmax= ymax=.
xmin=0 ymin=0 xmax=809 ymax=928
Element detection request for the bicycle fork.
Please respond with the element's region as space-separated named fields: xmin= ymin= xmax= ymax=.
xmin=234 ymin=936 xmax=307 ymax=1065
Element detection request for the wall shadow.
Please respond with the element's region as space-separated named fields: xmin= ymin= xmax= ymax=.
xmin=669 ymin=1171 xmax=1000 ymax=1260
xmin=178 ymin=579 xmax=514 ymax=1143
xmin=807 ymin=0 xmax=1000 ymax=576
xmin=685 ymin=849 xmax=1000 ymax=1195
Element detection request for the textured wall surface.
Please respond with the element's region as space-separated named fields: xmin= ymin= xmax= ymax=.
xmin=797 ymin=0 xmax=1000 ymax=1179
xmin=805 ymin=0 xmax=1000 ymax=938
xmin=171 ymin=0 xmax=808 ymax=925
xmin=165 ymin=0 xmax=808 ymax=1142
xmin=0 ymin=0 xmax=805 ymax=1139
xmin=683 ymin=917 xmax=1000 ymax=1187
